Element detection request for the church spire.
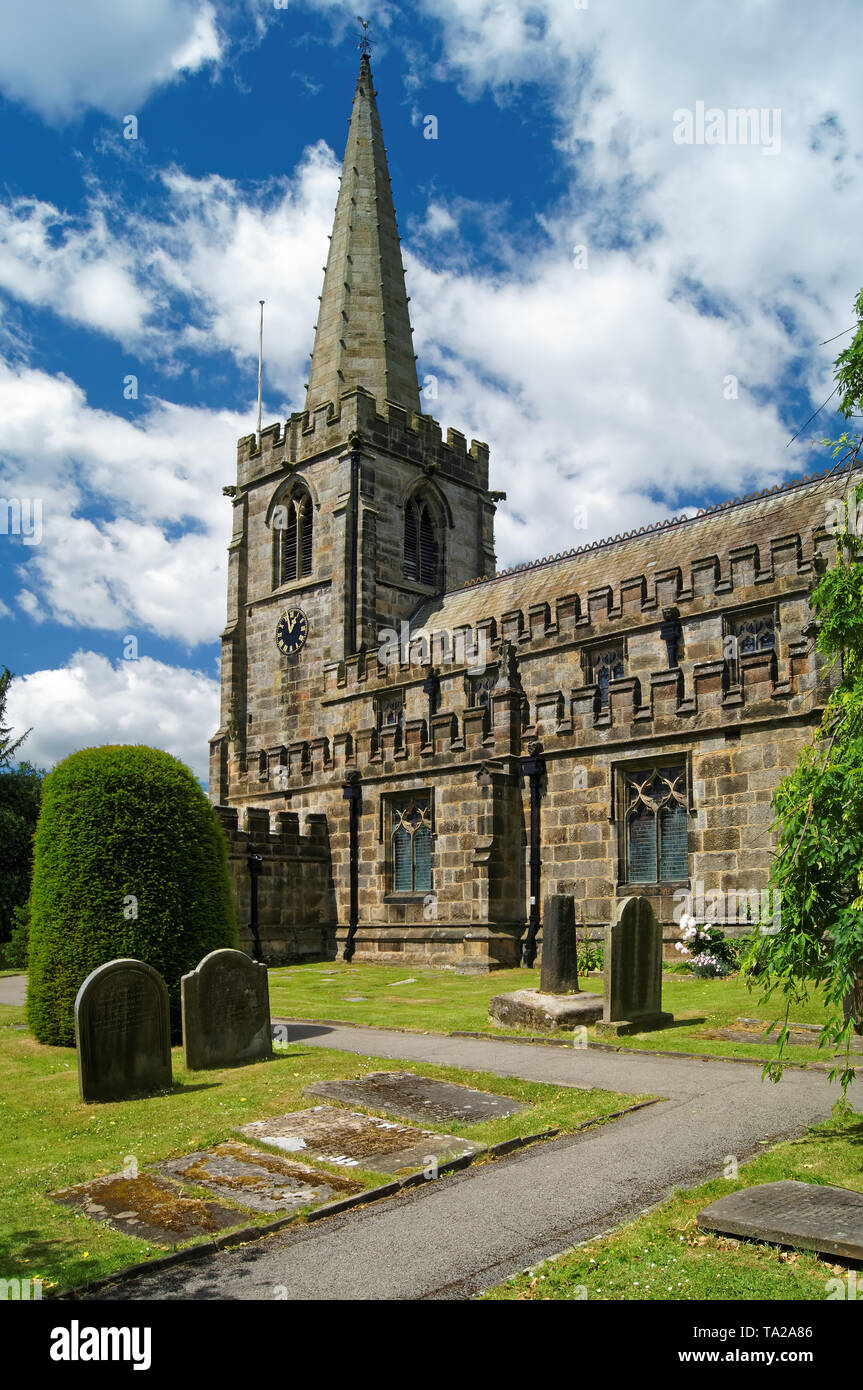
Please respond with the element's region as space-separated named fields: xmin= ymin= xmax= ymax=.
xmin=305 ymin=54 xmax=421 ymax=416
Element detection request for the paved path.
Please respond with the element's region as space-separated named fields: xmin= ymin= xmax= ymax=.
xmin=85 ymin=1020 xmax=838 ymax=1302
xmin=0 ymin=974 xmax=26 ymax=1005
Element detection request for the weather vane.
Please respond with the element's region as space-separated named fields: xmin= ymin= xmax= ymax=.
xmin=357 ymin=16 xmax=371 ymax=56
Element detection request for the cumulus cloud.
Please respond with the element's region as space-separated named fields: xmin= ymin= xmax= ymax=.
xmin=0 ymin=0 xmax=222 ymax=122
xmin=6 ymin=651 xmax=219 ymax=782
xmin=0 ymin=360 xmax=247 ymax=643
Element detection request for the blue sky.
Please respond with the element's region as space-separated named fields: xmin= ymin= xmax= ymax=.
xmin=0 ymin=0 xmax=860 ymax=782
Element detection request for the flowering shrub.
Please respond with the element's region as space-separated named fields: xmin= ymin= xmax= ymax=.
xmin=675 ymin=913 xmax=738 ymax=978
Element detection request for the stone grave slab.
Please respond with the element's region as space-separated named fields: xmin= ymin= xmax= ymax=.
xmin=157 ymin=1141 xmax=363 ymax=1213
xmin=304 ymin=1071 xmax=527 ymax=1125
xmin=237 ymin=1105 xmax=484 ymax=1175
xmin=698 ymin=1180 xmax=863 ymax=1260
xmin=182 ymin=948 xmax=272 ymax=1071
xmin=75 ymin=959 xmax=172 ymax=1104
xmin=696 ymin=1018 xmax=863 ymax=1052
xmin=51 ymin=1172 xmax=246 ymax=1245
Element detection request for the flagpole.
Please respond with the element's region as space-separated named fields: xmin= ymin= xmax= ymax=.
xmin=257 ymin=299 xmax=265 ymax=445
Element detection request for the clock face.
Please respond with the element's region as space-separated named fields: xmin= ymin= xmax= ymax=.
xmin=276 ymin=608 xmax=309 ymax=655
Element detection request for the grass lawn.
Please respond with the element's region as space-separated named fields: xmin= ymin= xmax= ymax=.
xmin=485 ymin=1111 xmax=863 ymax=1300
xmin=267 ymin=962 xmax=838 ymax=1066
xmin=0 ymin=996 xmax=644 ymax=1295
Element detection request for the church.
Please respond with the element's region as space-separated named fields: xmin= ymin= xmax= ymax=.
xmin=209 ymin=53 xmax=850 ymax=971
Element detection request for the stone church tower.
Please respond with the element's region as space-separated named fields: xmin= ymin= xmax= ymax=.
xmin=210 ymin=54 xmax=855 ymax=971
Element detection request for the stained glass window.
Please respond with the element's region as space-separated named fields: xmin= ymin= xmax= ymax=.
xmin=623 ymin=766 xmax=688 ymax=883
xmin=391 ymin=800 xmax=433 ymax=893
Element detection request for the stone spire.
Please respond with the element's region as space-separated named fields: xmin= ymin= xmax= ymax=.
xmin=305 ymin=54 xmax=421 ymax=416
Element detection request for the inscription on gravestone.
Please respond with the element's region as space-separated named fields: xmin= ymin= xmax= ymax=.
xmin=182 ymin=948 xmax=272 ymax=1071
xmin=595 ymin=896 xmax=674 ymax=1037
xmin=75 ymin=959 xmax=172 ymax=1103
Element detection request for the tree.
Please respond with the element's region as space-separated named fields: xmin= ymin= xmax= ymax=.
xmin=0 ymin=668 xmax=31 ymax=768
xmin=746 ymin=290 xmax=863 ymax=1100
xmin=27 ymin=745 xmax=237 ymax=1046
xmin=0 ymin=760 xmax=43 ymax=947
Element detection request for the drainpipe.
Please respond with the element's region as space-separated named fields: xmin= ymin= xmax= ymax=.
xmin=246 ymin=853 xmax=264 ymax=962
xmin=520 ymin=742 xmax=545 ymax=968
xmin=342 ymin=771 xmax=362 ymax=961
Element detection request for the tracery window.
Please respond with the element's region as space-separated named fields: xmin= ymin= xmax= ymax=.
xmin=274 ymin=486 xmax=313 ymax=586
xmin=726 ymin=611 xmax=775 ymax=682
xmin=590 ymin=646 xmax=624 ymax=707
xmin=390 ymin=798 xmax=432 ymax=893
xmin=621 ymin=765 xmax=688 ymax=884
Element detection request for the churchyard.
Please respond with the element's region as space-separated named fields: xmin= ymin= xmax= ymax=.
xmin=267 ymin=962 xmax=839 ymax=1066
xmin=0 ymin=972 xmax=646 ymax=1295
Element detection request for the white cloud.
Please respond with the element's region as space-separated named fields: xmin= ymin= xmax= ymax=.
xmin=6 ymin=651 xmax=218 ymax=782
xmin=0 ymin=360 xmax=247 ymax=643
xmin=0 ymin=199 xmax=151 ymax=341
xmin=0 ymin=0 xmax=222 ymax=122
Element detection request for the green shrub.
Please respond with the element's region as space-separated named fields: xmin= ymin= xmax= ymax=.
xmin=27 ymin=745 xmax=237 ymax=1045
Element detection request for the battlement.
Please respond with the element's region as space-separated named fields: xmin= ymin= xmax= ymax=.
xmin=214 ymin=804 xmax=331 ymax=857
xmin=236 ymin=386 xmax=490 ymax=492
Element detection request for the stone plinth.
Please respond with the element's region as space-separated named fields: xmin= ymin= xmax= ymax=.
xmin=488 ymin=988 xmax=603 ymax=1031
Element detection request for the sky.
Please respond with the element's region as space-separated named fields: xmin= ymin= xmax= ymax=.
xmin=0 ymin=0 xmax=860 ymax=784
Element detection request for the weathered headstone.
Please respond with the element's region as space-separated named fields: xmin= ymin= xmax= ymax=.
xmin=182 ymin=948 xmax=272 ymax=1071
xmin=697 ymin=1180 xmax=863 ymax=1260
xmin=75 ymin=958 xmax=172 ymax=1104
xmin=594 ymin=896 xmax=674 ymax=1037
xmin=540 ymin=895 xmax=579 ymax=994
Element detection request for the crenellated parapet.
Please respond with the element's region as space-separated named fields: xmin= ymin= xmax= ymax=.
xmin=235 ymin=386 xmax=490 ymax=492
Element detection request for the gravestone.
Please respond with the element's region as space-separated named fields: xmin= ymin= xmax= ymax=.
xmin=75 ymin=958 xmax=172 ymax=1103
xmin=158 ymin=1142 xmax=362 ymax=1213
xmin=594 ymin=896 xmax=674 ymax=1037
xmin=698 ymin=1180 xmax=863 ymax=1260
xmin=540 ymin=895 xmax=579 ymax=994
xmin=305 ymin=1071 xmax=526 ymax=1124
xmin=52 ymin=1171 xmax=245 ymax=1244
xmin=238 ymin=1105 xmax=484 ymax=1176
xmin=181 ymin=948 xmax=272 ymax=1071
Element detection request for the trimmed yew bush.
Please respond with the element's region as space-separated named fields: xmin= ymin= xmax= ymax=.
xmin=27 ymin=745 xmax=237 ymax=1045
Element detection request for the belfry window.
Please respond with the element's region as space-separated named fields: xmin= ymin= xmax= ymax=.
xmin=404 ymin=498 xmax=439 ymax=587
xmin=390 ymin=798 xmax=432 ymax=893
xmin=620 ymin=765 xmax=688 ymax=884
xmin=274 ymin=487 xmax=313 ymax=586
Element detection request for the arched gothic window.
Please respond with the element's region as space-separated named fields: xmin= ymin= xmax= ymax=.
xmin=274 ymin=486 xmax=313 ymax=586
xmin=403 ymin=497 xmax=440 ymax=588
